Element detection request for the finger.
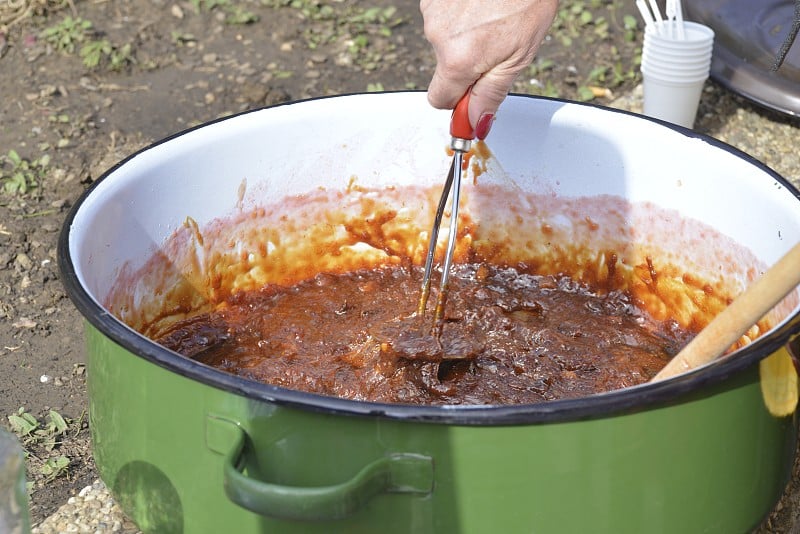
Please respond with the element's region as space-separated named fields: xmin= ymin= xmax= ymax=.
xmin=467 ymin=69 xmax=520 ymax=127
xmin=426 ymin=64 xmax=478 ymax=111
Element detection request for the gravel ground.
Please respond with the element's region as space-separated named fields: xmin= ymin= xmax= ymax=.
xmin=27 ymin=80 xmax=800 ymax=533
xmin=32 ymin=480 xmax=139 ymax=534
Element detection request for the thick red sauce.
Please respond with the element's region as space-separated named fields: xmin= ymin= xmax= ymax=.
xmin=108 ymin=179 xmax=782 ymax=406
xmin=154 ymin=263 xmax=693 ymax=405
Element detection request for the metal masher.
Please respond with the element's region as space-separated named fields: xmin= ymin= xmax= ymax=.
xmin=417 ymin=92 xmax=476 ymax=330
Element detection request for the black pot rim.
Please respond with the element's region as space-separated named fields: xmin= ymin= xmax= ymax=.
xmin=57 ymin=92 xmax=800 ymax=426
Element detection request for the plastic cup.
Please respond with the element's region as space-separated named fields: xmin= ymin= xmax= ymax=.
xmin=641 ymin=61 xmax=710 ymax=80
xmin=645 ymin=21 xmax=715 ymax=48
xmin=641 ymin=55 xmax=709 ymax=71
xmin=640 ymin=21 xmax=714 ymax=128
xmin=642 ymin=50 xmax=711 ymax=70
xmin=643 ymin=46 xmax=712 ymax=63
xmin=641 ymin=64 xmax=710 ymax=80
xmin=0 ymin=429 xmax=31 ymax=534
xmin=642 ymin=73 xmax=707 ymax=129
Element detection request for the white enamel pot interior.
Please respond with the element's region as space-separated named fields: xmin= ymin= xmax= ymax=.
xmin=60 ymin=92 xmax=800 ymax=423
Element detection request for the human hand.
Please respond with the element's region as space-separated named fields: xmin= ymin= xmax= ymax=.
xmin=420 ymin=0 xmax=558 ymax=138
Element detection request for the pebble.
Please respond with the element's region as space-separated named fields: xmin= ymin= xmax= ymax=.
xmin=15 ymin=253 xmax=33 ymax=270
xmin=32 ymin=480 xmax=141 ymax=534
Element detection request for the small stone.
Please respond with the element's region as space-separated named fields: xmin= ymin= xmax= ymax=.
xmin=13 ymin=317 xmax=37 ymax=329
xmin=39 ymin=84 xmax=57 ymax=98
xmin=15 ymin=253 xmax=32 ymax=270
xmin=40 ymin=374 xmax=51 ymax=383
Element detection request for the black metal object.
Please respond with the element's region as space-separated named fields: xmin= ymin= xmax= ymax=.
xmin=772 ymin=0 xmax=800 ymax=70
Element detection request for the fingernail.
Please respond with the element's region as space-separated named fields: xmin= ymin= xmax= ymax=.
xmin=475 ymin=113 xmax=495 ymax=140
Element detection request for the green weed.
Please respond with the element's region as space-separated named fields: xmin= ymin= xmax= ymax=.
xmin=7 ymin=408 xmax=73 ymax=483
xmin=265 ymin=1 xmax=403 ymax=69
xmin=40 ymin=455 xmax=70 ymax=482
xmin=80 ymin=39 xmax=133 ymax=70
xmin=552 ymin=1 xmax=604 ymax=47
xmin=41 ymin=15 xmax=134 ymax=70
xmin=0 ymin=150 xmax=49 ymax=196
xmin=190 ymin=0 xmax=259 ymax=24
xmin=41 ymin=16 xmax=92 ymax=53
xmin=7 ymin=408 xmax=69 ymax=451
xmin=622 ymin=14 xmax=639 ymax=42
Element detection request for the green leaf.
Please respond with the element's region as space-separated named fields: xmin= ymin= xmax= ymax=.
xmin=8 ymin=413 xmax=37 ymax=436
xmin=587 ymin=65 xmax=608 ymax=83
xmin=7 ymin=149 xmax=21 ymax=166
xmin=225 ymin=7 xmax=259 ymax=25
xmin=48 ymin=410 xmax=69 ymax=435
xmin=41 ymin=455 xmax=70 ymax=479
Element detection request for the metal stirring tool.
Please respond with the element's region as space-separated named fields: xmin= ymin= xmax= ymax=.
xmin=417 ymin=92 xmax=476 ymax=330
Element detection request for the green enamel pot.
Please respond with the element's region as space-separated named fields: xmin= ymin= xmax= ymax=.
xmin=59 ymin=93 xmax=800 ymax=533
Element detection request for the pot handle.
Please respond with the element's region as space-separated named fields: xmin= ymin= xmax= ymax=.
xmin=207 ymin=415 xmax=434 ymax=521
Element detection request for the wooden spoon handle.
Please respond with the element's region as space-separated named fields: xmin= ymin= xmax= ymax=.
xmin=651 ymin=241 xmax=800 ymax=382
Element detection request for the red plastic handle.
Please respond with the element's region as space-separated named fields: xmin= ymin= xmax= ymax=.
xmin=450 ymin=91 xmax=475 ymax=140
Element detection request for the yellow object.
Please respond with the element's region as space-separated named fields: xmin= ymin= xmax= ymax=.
xmin=759 ymin=348 xmax=799 ymax=417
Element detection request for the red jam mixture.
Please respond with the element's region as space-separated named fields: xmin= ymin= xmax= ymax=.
xmin=154 ymin=263 xmax=693 ymax=405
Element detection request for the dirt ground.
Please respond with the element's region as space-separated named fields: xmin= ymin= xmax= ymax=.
xmin=1 ymin=0 xmax=797 ymax=531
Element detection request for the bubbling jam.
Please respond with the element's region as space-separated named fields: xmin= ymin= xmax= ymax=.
xmin=154 ymin=263 xmax=693 ymax=405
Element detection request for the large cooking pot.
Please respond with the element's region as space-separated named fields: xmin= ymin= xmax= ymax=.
xmin=59 ymin=93 xmax=800 ymax=533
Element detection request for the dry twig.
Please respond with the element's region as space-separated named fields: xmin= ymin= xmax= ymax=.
xmin=0 ymin=0 xmax=75 ymax=30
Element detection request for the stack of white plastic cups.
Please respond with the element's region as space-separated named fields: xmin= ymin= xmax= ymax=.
xmin=641 ymin=21 xmax=715 ymax=129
